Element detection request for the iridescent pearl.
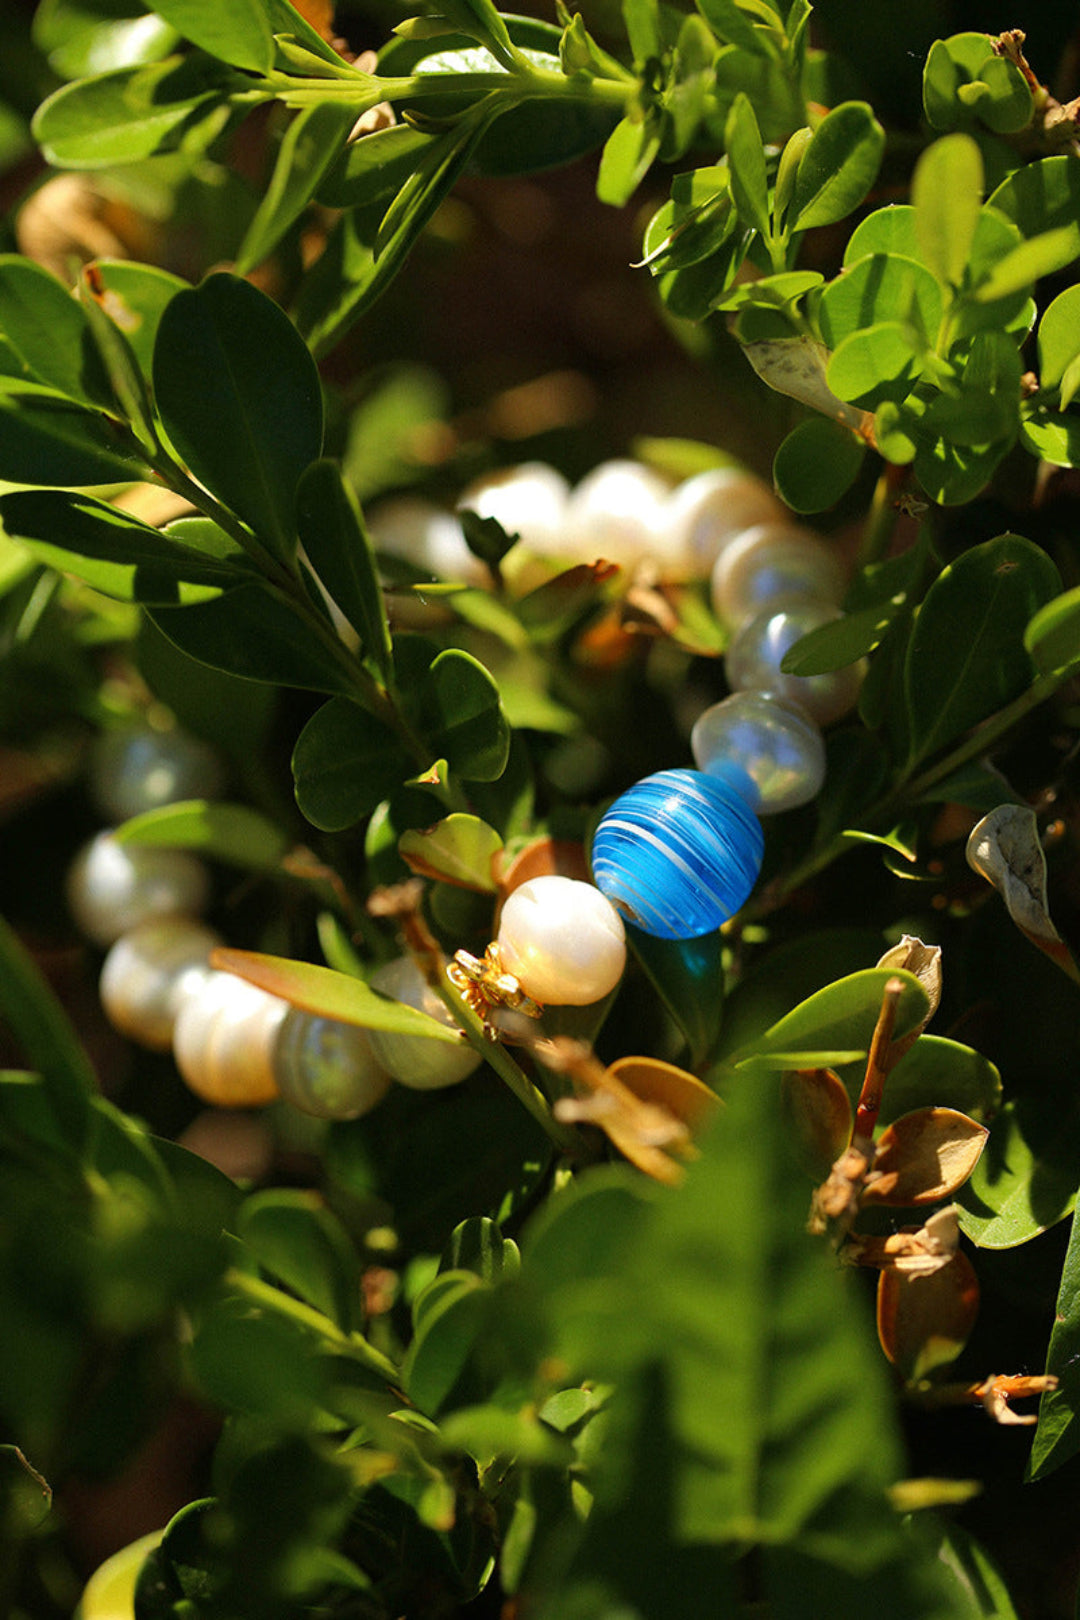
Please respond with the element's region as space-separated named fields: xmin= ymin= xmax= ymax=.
xmin=273 ymin=1009 xmax=392 ymax=1120
xmin=172 ymin=970 xmax=287 ymax=1107
xmin=710 ymin=523 xmax=847 ymax=628
xmin=690 ymin=691 xmax=826 ymax=814
xmin=100 ymin=914 xmax=222 ymax=1050
xmin=496 ymin=875 xmax=626 ymax=1006
xmin=67 ymin=831 xmax=211 ymax=947
xmin=591 ymin=768 xmax=764 ymax=940
xmin=560 ymin=459 xmax=672 ymax=571
xmin=456 ymin=462 xmax=570 ymax=554
xmin=366 ymin=496 xmax=486 ymax=584
xmin=90 ymin=725 xmax=225 ymax=822
xmin=366 ymin=956 xmax=481 ymax=1089
xmin=724 ymin=601 xmax=865 ymax=726
xmin=663 ymin=468 xmax=787 ymax=578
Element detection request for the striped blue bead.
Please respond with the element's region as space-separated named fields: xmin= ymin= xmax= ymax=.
xmin=591 ymin=768 xmax=764 ymax=940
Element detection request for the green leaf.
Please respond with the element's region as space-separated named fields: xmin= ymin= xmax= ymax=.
xmin=76 ymin=261 xmax=190 ymax=378
xmin=957 ymin=1099 xmax=1079 ymax=1249
xmin=148 ymin=582 xmax=354 ymax=694
xmin=211 ymin=948 xmax=465 ymax=1045
xmin=693 ymin=0 xmax=760 ymax=53
xmin=1037 ymin=285 xmax=1080 ymax=394
xmin=789 ymin=101 xmax=883 ymax=232
xmin=441 ymin=1216 xmax=521 ymax=1283
xmin=918 ymin=1519 xmax=1021 ymax=1619
xmin=0 ymin=394 xmax=146 ymax=485
xmin=819 ymin=253 xmax=942 ymax=350
xmin=1019 ymin=404 xmax=1080 ymax=469
xmin=0 ymin=489 xmax=247 ymax=605
xmin=34 ymin=0 xmax=179 ymax=77
xmin=779 ymin=601 xmax=895 ymax=674
xmin=826 ymin=322 xmax=920 ymax=409
xmin=904 ymin=533 xmax=1060 ymax=767
xmin=317 ymin=123 xmax=436 ymax=210
xmin=844 ymin=204 xmax=920 ymax=266
xmin=32 ymin=55 xmax=235 ymax=169
xmin=153 ymin=273 xmax=323 ymax=566
xmin=989 ymin=155 xmax=1080 ymax=257
xmin=235 ymin=102 xmax=357 ymax=273
xmin=923 ymin=33 xmax=1030 ymax=135
xmin=0 ymin=256 xmax=111 ymax=408
xmin=403 ymin=646 xmax=511 ymax=783
xmin=295 ymin=459 xmax=393 ymax=684
xmin=404 ymin=1272 xmax=489 ymax=1416
xmin=143 ymin=0 xmax=274 ymax=71
xmin=912 ymin=133 xmax=982 ymax=287
xmin=724 ymin=91 xmax=770 ymax=238
xmin=772 ymin=417 xmax=865 ymax=513
xmin=1029 ymin=1208 xmax=1080 ymax=1481
xmin=730 ymin=968 xmax=930 ymax=1073
xmin=1025 ymin=586 xmax=1080 ymax=679
xmin=626 ymin=926 xmax=726 ymax=1071
xmin=874 ymin=1034 xmax=1001 ymax=1126
xmin=399 ymin=814 xmax=503 ymax=890
xmin=239 ymin=1190 xmax=361 ymax=1334
xmin=0 ymin=913 xmax=94 ymax=1148
xmin=292 ymin=697 xmax=410 ymax=831
xmin=912 ymin=429 xmax=1010 ymax=507
xmin=78 ymin=267 xmax=159 ymax=453
xmin=266 ymin=0 xmax=351 ymax=68
xmin=971 ymin=225 xmax=1080 ymax=303
xmin=712 ymin=269 xmax=822 ymax=311
xmin=596 ymin=113 xmax=661 ymax=208
xmin=114 ymin=801 xmax=289 ymax=869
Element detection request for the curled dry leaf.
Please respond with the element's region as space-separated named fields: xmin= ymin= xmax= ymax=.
xmin=966 ymin=804 xmax=1080 ymax=982
xmin=782 ymin=1068 xmax=852 ymax=1179
xmin=807 ymin=1143 xmax=871 ymax=1236
xmin=877 ymin=1246 xmax=980 ymax=1382
xmin=862 ymin=1107 xmax=988 ymax=1207
xmin=875 ymin=935 xmax=941 ymax=1061
xmin=845 ymin=1205 xmax=960 ymax=1276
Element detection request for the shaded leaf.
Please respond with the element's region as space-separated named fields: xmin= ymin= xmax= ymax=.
xmin=912 ymin=133 xmax=982 ymax=287
xmin=296 ymin=459 xmax=393 ymax=683
xmin=291 ymin=696 xmax=411 ymax=831
xmin=399 ymin=814 xmax=503 ymax=891
xmin=149 ymin=583 xmax=354 ymax=694
xmin=236 ymin=102 xmax=357 ymax=273
xmin=876 ymin=1249 xmax=979 ymax=1381
xmin=790 ymin=101 xmax=884 ymax=232
xmin=863 ymin=1108 xmax=988 ymax=1207
xmin=957 ymin=1099 xmax=1079 ymax=1249
xmin=240 ymin=1190 xmax=361 ymax=1334
xmin=32 ymin=55 xmax=236 ymax=168
xmin=146 ymin=0 xmax=274 ymax=70
xmin=772 ymin=417 xmax=865 ymax=513
xmin=114 ymin=800 xmax=289 ymax=869
xmin=1025 ymin=584 xmax=1080 ymax=679
xmin=0 ymin=255 xmax=111 ymax=408
xmin=1029 ymin=1208 xmax=1080 ymax=1480
xmin=0 ymin=394 xmax=146 ymax=485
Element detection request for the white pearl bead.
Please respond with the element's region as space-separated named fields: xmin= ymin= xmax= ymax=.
xmin=663 ymin=469 xmax=787 ymax=578
xmin=100 ymin=915 xmax=222 ymax=1050
xmin=90 ymin=725 xmax=225 ymax=822
xmin=67 ymin=831 xmax=211 ymax=948
xmin=456 ymin=462 xmax=570 ymax=554
xmin=497 ymin=875 xmax=627 ymax=1005
xmin=690 ymin=691 xmax=826 ymax=814
xmin=724 ymin=601 xmax=866 ymax=726
xmin=366 ymin=496 xmax=487 ymax=583
xmin=366 ymin=956 xmax=481 ymax=1089
xmin=560 ymin=459 xmax=672 ymax=570
xmin=172 ymin=970 xmax=287 ymax=1107
xmin=711 ymin=523 xmax=847 ymax=628
xmin=273 ymin=1009 xmax=391 ymax=1120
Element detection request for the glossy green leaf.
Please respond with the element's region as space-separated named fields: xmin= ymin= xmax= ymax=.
xmin=235 ymin=103 xmax=357 ymax=273
xmin=724 ymin=92 xmax=770 ymax=238
xmin=212 ymin=948 xmax=465 ymax=1045
xmin=912 ymin=133 xmax=982 ymax=288
xmin=772 ymin=417 xmax=865 ymax=513
xmin=921 ymin=1519 xmax=1021 ymax=1619
xmin=317 ymin=123 xmax=436 ymax=210
xmin=0 ymin=256 xmax=111 ymax=408
xmin=153 ymin=273 xmax=323 ymax=565
xmin=844 ymin=204 xmax=920 ymax=267
xmin=826 ymin=322 xmax=920 ymax=408
xmin=292 ymin=696 xmax=410 ymax=831
xmin=596 ymin=113 xmax=661 ymax=208
xmin=78 ymin=268 xmax=159 ymax=452
xmin=779 ymin=601 xmax=894 ymax=675
xmin=441 ymin=1216 xmax=521 ymax=1283
xmin=971 ymin=226 xmax=1080 ymax=303
xmin=731 ymin=968 xmax=930 ymax=1072
xmin=1019 ymin=405 xmax=1080 ymax=469
xmin=641 ymin=187 xmax=735 ymax=276
xmin=0 ymin=394 xmax=146 ymax=485
xmin=693 ymin=0 xmax=759 ymax=53
xmin=114 ymin=800 xmax=289 ymax=869
xmin=0 ymin=489 xmax=247 ymax=605
xmin=403 ymin=647 xmax=511 ymax=783
xmin=266 ymin=0 xmax=350 ymax=67
xmin=957 ymin=1100 xmax=1079 ymax=1249
xmin=33 ymin=0 xmax=179 ymax=77
xmin=870 ymin=1035 xmax=1001 ymax=1126
xmin=712 ymin=269 xmax=822 ymax=312
xmin=989 ymin=155 xmax=1080 ymax=259
xmin=923 ymin=33 xmax=1031 ymax=135
xmin=1025 ymin=586 xmax=1080 ymax=679
xmin=1037 ymin=285 xmax=1080 ymax=393
xmin=904 ymin=533 xmax=1060 ymax=767
xmin=144 ymin=0 xmax=274 ymax=71
xmin=32 ymin=55 xmax=235 ymax=168
xmin=1029 ymin=1208 xmax=1080 ymax=1481
xmin=912 ymin=429 xmax=1010 ymax=507
xmin=404 ymin=1272 xmax=488 ymax=1416
xmin=819 ymin=253 xmax=942 ymax=350
xmin=78 ymin=261 xmax=190 ymax=378
xmin=148 ymin=582 xmax=353 ymax=694
xmin=961 ymin=56 xmax=1032 ymax=135
xmin=295 ymin=459 xmax=393 ymax=684
xmin=789 ymin=101 xmax=883 ymax=232
xmin=627 ymin=925 xmax=725 ymax=1071
xmin=239 ymin=1190 xmax=361 ymax=1334
xmin=0 ymin=915 xmax=94 ymax=1148
xmin=399 ymin=814 xmax=503 ymax=891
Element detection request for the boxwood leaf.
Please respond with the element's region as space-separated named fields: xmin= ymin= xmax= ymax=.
xmin=1037 ymin=285 xmax=1080 ymax=393
xmin=596 ymin=113 xmax=661 ymax=208
xmin=772 ymin=417 xmax=865 ymax=513
xmin=779 ymin=600 xmax=895 ymax=675
xmin=790 ymin=101 xmax=884 ymax=233
xmin=1025 ymin=585 xmax=1080 ymax=679
xmin=114 ymin=801 xmax=289 ymax=869
xmin=0 ymin=256 xmax=112 ymax=408
xmin=731 ymin=968 xmax=930 ymax=1072
xmin=0 ymin=488 xmax=248 ymax=604
xmin=1029 ymin=1208 xmax=1080 ymax=1480
xmin=818 ymin=253 xmax=942 ymax=350
xmin=145 ymin=0 xmax=275 ymax=72
xmin=149 ymin=582 xmax=354 ymax=694
xmin=316 ymin=123 xmax=437 ymax=210
xmin=239 ymin=1190 xmax=361 ymax=1334
xmin=399 ymin=814 xmax=503 ymax=890
xmin=235 ymin=102 xmax=357 ymax=274
xmin=292 ymin=696 xmax=412 ymax=831
xmin=32 ymin=55 xmax=236 ymax=169
xmin=958 ymin=1099 xmax=1078 ymax=1251
xmin=904 ymin=533 xmax=1060 ymax=767
xmin=0 ymin=914 xmax=94 ymax=1149
xmin=1018 ymin=405 xmax=1080 ymax=469
xmin=404 ymin=647 xmax=511 ymax=783
xmin=0 ymin=394 xmax=146 ymax=485
xmin=296 ymin=459 xmax=393 ymax=684
xmin=153 ymin=273 xmax=323 ymax=565
xmin=912 ymin=133 xmax=982 ymax=288
xmin=988 ymin=155 xmax=1080 ymax=257
xmin=75 ymin=260 xmax=190 ymax=378
xmin=724 ymin=91 xmax=770 ymax=238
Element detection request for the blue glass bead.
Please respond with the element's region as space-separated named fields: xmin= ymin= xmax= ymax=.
xmin=591 ymin=769 xmax=764 ymax=940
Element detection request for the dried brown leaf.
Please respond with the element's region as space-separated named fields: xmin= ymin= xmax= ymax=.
xmin=877 ymin=1247 xmax=980 ymax=1381
xmin=863 ymin=1108 xmax=988 ymax=1207
xmin=782 ymin=1068 xmax=852 ymax=1179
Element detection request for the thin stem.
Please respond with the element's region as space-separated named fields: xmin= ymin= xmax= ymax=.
xmin=851 ymin=976 xmax=904 ymax=1141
